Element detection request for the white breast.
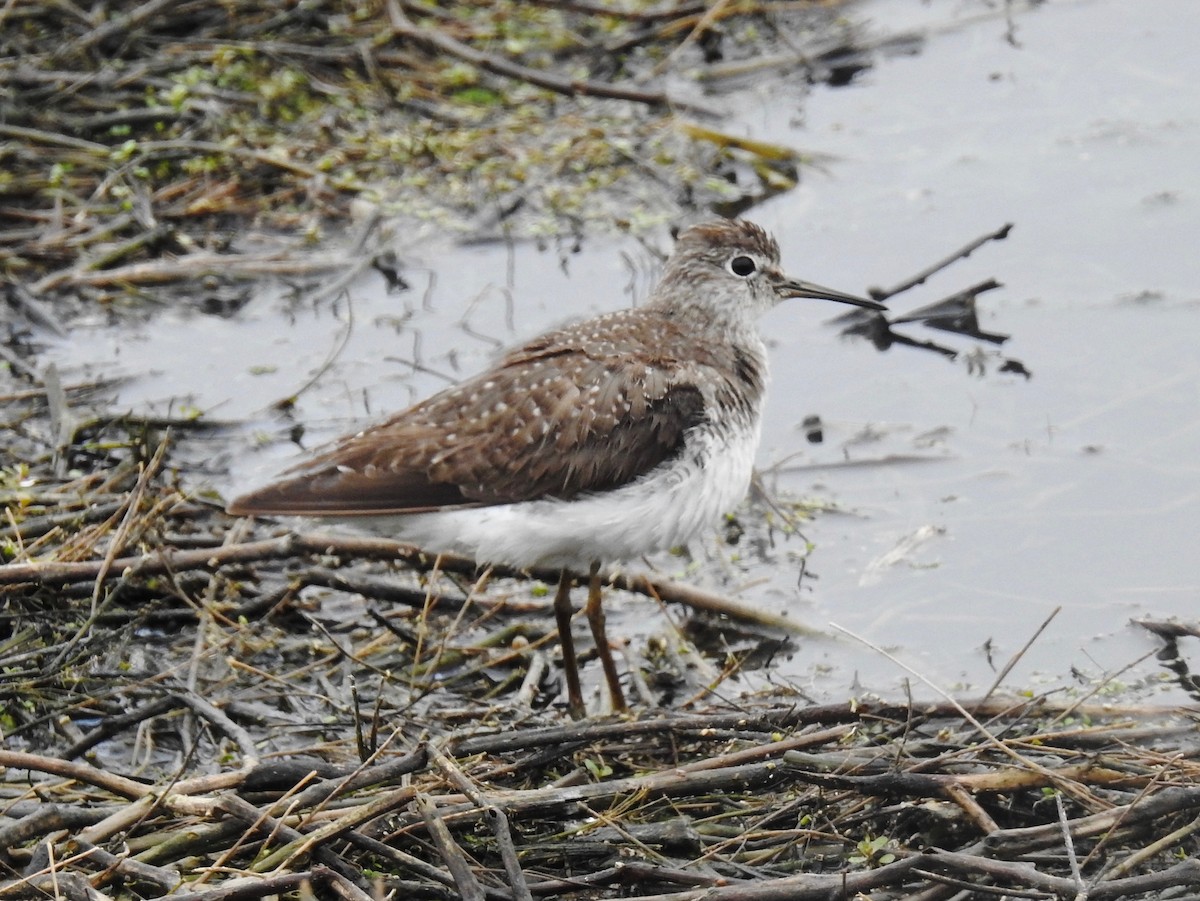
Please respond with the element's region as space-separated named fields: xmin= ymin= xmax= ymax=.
xmin=395 ymin=414 xmax=763 ymax=570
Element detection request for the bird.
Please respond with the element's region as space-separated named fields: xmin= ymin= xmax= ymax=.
xmin=227 ymin=219 xmax=886 ymax=716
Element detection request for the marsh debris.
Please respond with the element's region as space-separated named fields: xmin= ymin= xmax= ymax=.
xmin=3 ymin=417 xmax=1200 ymax=899
xmin=2 ymin=0 xmax=868 ymax=318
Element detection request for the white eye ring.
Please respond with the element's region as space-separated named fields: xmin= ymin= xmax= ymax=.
xmin=728 ymin=255 xmax=757 ymax=277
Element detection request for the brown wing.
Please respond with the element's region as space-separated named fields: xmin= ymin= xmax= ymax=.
xmin=227 ymin=314 xmax=708 ymax=517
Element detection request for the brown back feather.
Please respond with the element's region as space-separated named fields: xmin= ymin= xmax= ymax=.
xmin=227 ymin=309 xmax=714 ymax=517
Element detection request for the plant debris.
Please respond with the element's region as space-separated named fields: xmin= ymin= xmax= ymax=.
xmin=3 ymin=419 xmax=1200 ymax=899
xmin=1 ymin=0 xmax=868 ymax=315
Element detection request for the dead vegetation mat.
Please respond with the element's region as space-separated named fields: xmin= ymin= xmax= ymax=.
xmin=3 ymin=423 xmax=1200 ymax=899
xmin=2 ymin=0 xmax=861 ymax=319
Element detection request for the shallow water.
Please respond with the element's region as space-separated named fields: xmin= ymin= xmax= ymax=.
xmin=756 ymin=0 xmax=1200 ymax=699
xmin=44 ymin=0 xmax=1200 ymax=703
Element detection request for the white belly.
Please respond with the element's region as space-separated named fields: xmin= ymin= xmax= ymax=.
xmin=394 ymin=417 xmax=762 ymax=570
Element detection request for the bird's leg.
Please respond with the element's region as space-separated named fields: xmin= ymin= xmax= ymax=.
xmin=585 ymin=561 xmax=627 ymax=713
xmin=553 ymin=568 xmax=585 ymax=718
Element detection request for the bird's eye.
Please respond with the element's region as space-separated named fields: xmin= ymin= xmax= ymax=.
xmin=729 ymin=255 xmax=757 ymax=277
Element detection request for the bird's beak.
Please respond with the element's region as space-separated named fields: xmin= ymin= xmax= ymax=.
xmin=776 ymin=276 xmax=887 ymax=311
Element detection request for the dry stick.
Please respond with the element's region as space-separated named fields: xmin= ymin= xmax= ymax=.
xmin=7 ymin=845 xmax=104 ymax=901
xmin=424 ymin=562 xmax=488 ymax=683
xmin=593 ymin=857 xmax=928 ymax=901
xmin=620 ymin=571 xmax=811 ymax=634
xmin=190 ymin=777 xmax=320 ymax=891
xmin=388 ymin=759 xmax=788 ymax=837
xmin=686 ymin=724 xmax=854 ymax=774
xmin=409 ymin=554 xmax=444 ymax=694
xmin=485 ymin=806 xmax=534 ymax=901
xmin=31 ymin=250 xmax=352 ymax=294
xmin=167 ymin=866 xmax=346 ymax=901
xmin=299 ymin=567 xmax=445 ymax=610
xmin=983 ymin=785 xmax=1200 ymax=856
xmin=900 ymin=694 xmax=1074 ymax=776
xmin=54 ymin=0 xmax=181 ymax=58
xmin=427 ymin=741 xmax=534 ymax=901
xmin=1055 ymin=790 xmax=1086 ymax=897
xmin=648 ymin=0 xmax=734 ymax=77
xmin=514 ymin=650 xmax=548 ymax=708
xmin=135 ymin=138 xmax=360 ymax=185
xmin=129 ymin=818 xmax=247 ymax=872
xmin=623 ymin=849 xmax=1200 ymax=901
xmin=1 ymin=531 xmax=807 ymax=634
xmin=276 ymin=727 xmax=414 ymax=825
xmin=340 ymin=830 xmax=510 ymax=901
xmin=897 ymin=871 xmax=983 ymax=901
xmin=414 ymin=793 xmax=486 ymax=901
xmin=576 ymin=799 xmax=668 ymax=870
xmin=39 ymin=446 xmax=162 ymax=645
xmin=0 ymin=123 xmax=109 ymax=153
xmin=215 ymin=795 xmax=363 ymax=884
xmin=980 ymin=604 xmax=1061 ymax=704
xmin=428 ymin=742 xmax=485 ymax=804
xmin=1002 ymin=718 xmax=1193 ymax=753
xmin=76 ymin=797 xmax=161 ymax=854
xmin=384 ymin=0 xmax=718 ymax=115
xmin=82 ymin=728 xmax=235 ymax=850
xmin=785 ymin=754 xmax=1133 ymax=797
xmin=620 ymin=642 xmax=659 ymax=707
xmin=84 ymin=223 xmax=176 ymax=272
xmin=869 ymin=222 xmax=1013 ymax=301
xmin=319 ymin=870 xmax=376 ymax=901
xmin=1101 ymin=811 xmax=1200 ymax=882
xmin=252 ymin=783 xmax=418 ymax=873
xmin=943 ymin=783 xmax=1001 ymax=836
xmin=245 ymin=748 xmax=424 ymax=815
xmin=170 ymin=690 xmax=260 ymax=769
xmin=0 ymin=750 xmax=151 ymax=801
xmin=917 ymin=850 xmax=1200 ymax=901
xmin=0 ymin=533 xmax=326 ymax=585
xmin=452 ymin=708 xmax=804 ymax=756
xmin=304 ymin=612 xmax=399 ymax=683
xmin=66 ymin=840 xmax=181 ymax=894
xmin=450 ymin=696 xmax=1144 ymax=758
xmin=521 ymin=0 xmax=712 ymax=22
xmin=0 ymin=805 xmax=115 ymax=857
xmin=1072 ymin=755 xmax=1191 ymax=881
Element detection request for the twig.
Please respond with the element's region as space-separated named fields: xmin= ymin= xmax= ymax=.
xmin=414 ymin=793 xmax=486 ymax=901
xmin=0 ymin=750 xmax=153 ymax=801
xmin=1055 ymin=790 xmax=1086 ymax=896
xmin=385 ymin=0 xmax=717 ymax=115
xmin=172 ymin=690 xmax=260 ymax=769
xmin=980 ymin=605 xmax=1060 ymax=703
xmin=486 ymin=806 xmax=533 ymax=901
xmin=1 ymin=530 xmax=814 ymax=634
xmin=1100 ymin=811 xmax=1200 ymax=882
xmin=868 ymin=223 xmax=1013 ymax=301
xmin=31 ymin=251 xmax=352 ymax=294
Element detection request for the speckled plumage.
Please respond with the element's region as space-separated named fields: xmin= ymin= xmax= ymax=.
xmin=229 ymin=218 xmax=883 ymax=713
xmin=229 ymin=219 xmax=880 ymax=568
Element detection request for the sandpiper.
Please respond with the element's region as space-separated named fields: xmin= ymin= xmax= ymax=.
xmin=227 ymin=219 xmax=885 ymax=715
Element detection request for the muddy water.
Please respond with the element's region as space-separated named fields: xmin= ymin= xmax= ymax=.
xmin=44 ymin=0 xmax=1200 ymax=702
